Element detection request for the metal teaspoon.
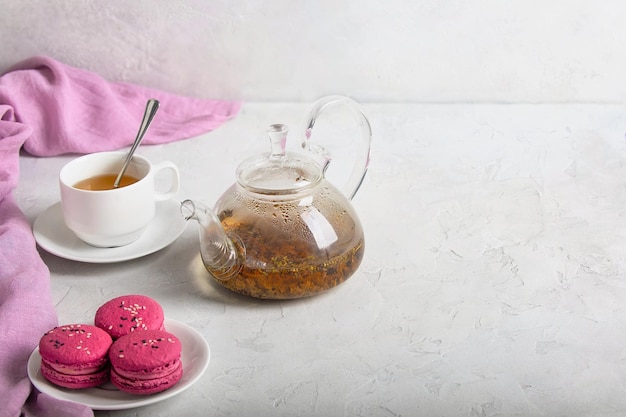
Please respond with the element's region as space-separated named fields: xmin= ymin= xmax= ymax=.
xmin=113 ymin=98 xmax=160 ymax=188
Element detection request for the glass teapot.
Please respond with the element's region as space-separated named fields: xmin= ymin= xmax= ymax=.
xmin=181 ymin=96 xmax=372 ymax=299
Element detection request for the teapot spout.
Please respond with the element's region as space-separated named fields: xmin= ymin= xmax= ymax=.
xmin=181 ymin=199 xmax=242 ymax=281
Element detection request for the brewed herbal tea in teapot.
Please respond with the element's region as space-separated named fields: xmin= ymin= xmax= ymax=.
xmin=183 ymin=96 xmax=372 ymax=299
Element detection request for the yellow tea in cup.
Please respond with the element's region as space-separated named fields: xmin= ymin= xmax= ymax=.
xmin=74 ymin=174 xmax=140 ymax=191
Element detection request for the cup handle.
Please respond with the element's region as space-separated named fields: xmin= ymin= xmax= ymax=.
xmin=152 ymin=161 xmax=180 ymax=202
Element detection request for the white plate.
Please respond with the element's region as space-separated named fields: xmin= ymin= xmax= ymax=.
xmin=27 ymin=318 xmax=210 ymax=411
xmin=33 ymin=200 xmax=187 ymax=263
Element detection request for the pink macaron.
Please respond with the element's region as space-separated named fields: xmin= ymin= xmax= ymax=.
xmin=38 ymin=324 xmax=113 ymax=389
xmin=109 ymin=329 xmax=183 ymax=395
xmin=94 ymin=294 xmax=165 ymax=340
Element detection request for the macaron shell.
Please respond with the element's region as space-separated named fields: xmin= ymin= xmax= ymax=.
xmin=38 ymin=324 xmax=112 ymax=370
xmin=110 ymin=330 xmax=182 ymax=372
xmin=95 ymin=295 xmax=165 ymax=339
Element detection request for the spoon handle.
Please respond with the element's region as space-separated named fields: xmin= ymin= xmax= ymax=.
xmin=114 ymin=99 xmax=160 ymax=188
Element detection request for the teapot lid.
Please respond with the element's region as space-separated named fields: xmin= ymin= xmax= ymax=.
xmin=236 ymin=124 xmax=322 ymax=195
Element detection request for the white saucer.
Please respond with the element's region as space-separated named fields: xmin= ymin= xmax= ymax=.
xmin=33 ymin=200 xmax=187 ymax=263
xmin=27 ymin=318 xmax=210 ymax=411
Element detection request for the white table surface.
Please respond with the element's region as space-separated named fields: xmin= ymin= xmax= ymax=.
xmin=15 ymin=102 xmax=626 ymax=417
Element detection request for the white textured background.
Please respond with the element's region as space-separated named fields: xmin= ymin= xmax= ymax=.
xmin=2 ymin=0 xmax=626 ymax=102
xmin=10 ymin=1 xmax=626 ymax=416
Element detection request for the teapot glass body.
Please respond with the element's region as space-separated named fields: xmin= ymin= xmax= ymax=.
xmin=207 ymin=179 xmax=364 ymax=299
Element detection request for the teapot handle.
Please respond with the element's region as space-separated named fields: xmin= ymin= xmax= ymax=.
xmin=302 ymin=95 xmax=372 ymax=200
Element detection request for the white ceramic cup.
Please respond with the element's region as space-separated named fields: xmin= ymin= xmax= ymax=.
xmin=59 ymin=151 xmax=180 ymax=248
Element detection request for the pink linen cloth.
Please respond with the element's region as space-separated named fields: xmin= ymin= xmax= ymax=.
xmin=0 ymin=56 xmax=240 ymax=417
